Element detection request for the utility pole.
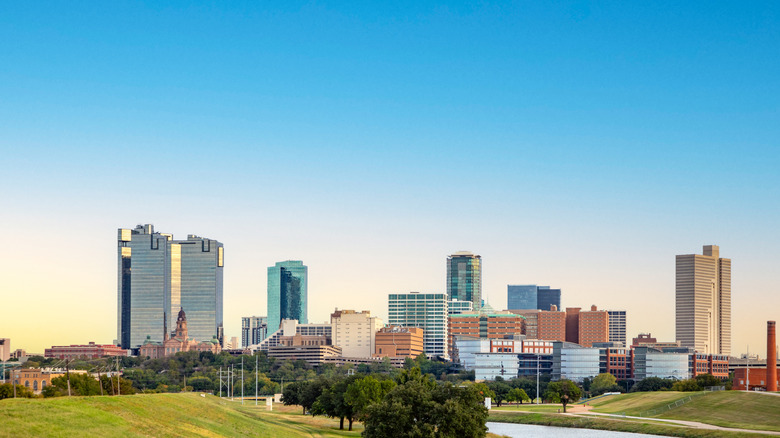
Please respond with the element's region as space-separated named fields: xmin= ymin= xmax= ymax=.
xmin=97 ymin=367 xmax=104 ymax=396
xmin=219 ymin=366 xmax=222 ymax=398
xmin=746 ymin=345 xmax=750 ymax=391
xmin=536 ymin=354 xmax=540 ymax=405
xmin=116 ymin=357 xmax=121 ymax=396
xmin=66 ymin=359 xmax=72 ymax=397
xmin=241 ymin=357 xmax=244 ymax=405
xmin=255 ymin=354 xmax=258 ymax=406
xmin=231 ymin=364 xmax=234 ymax=401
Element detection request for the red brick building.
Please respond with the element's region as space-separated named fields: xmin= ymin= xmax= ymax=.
xmin=578 ymin=306 xmax=609 ymax=347
xmin=537 ymin=307 xmax=566 ymax=342
xmin=733 ymin=368 xmax=780 ymax=391
xmin=691 ymin=353 xmax=730 ymax=379
xmin=602 ymin=346 xmax=632 ymax=379
xmin=45 ymin=342 xmax=128 ymax=360
xmin=448 ymin=311 xmax=524 ymax=355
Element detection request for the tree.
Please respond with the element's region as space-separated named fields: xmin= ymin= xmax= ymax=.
xmin=312 ymin=378 xmax=354 ymax=430
xmin=362 ymin=372 xmax=488 ymax=438
xmin=631 ymin=377 xmax=674 ymax=392
xmin=590 ymin=373 xmax=620 ymax=396
xmin=694 ymin=373 xmax=721 ymax=389
xmin=671 ymin=379 xmax=701 ymax=392
xmin=469 ymin=382 xmax=496 ymax=405
xmin=282 ymin=381 xmax=303 ymax=412
xmin=486 ymin=381 xmax=511 ymax=407
xmin=345 ymin=375 xmax=396 ymax=424
xmin=0 ymin=383 xmax=34 ymax=399
xmin=544 ymin=380 xmax=582 ymax=412
xmin=506 ymin=387 xmax=530 ymax=406
xmin=188 ymin=376 xmax=213 ymax=392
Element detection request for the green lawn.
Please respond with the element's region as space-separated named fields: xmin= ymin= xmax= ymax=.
xmin=589 ymin=391 xmax=780 ymax=432
xmin=489 ymin=412 xmax=768 ymax=438
xmin=493 ymin=404 xmax=562 ymax=413
xmin=589 ymin=391 xmax=696 ymax=415
xmin=660 ymin=392 xmax=780 ymax=432
xmin=0 ymin=393 xmax=359 ymax=437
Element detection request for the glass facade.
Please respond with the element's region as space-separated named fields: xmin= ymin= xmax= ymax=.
xmin=178 ymin=235 xmax=224 ymax=346
xmin=552 ymin=342 xmax=600 ymax=382
xmin=474 ymin=353 xmax=520 ymax=380
xmin=447 ymin=252 xmax=481 ymax=310
xmin=507 ymin=285 xmax=561 ymax=311
xmin=117 ymin=225 xmax=224 ymax=349
xmin=447 ymin=299 xmax=473 ymax=315
xmin=388 ymin=292 xmax=448 ymax=358
xmin=507 ymin=285 xmax=538 ymax=310
xmin=537 ymin=287 xmax=561 ymax=311
xmin=267 ymin=261 xmax=308 ymax=338
xmin=633 ymin=346 xmax=690 ymax=380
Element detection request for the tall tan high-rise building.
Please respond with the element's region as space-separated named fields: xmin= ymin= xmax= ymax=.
xmin=676 ymin=245 xmax=731 ymax=355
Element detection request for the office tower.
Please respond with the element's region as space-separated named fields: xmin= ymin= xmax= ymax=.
xmin=447 ymin=252 xmax=481 ymax=310
xmin=267 ymin=260 xmax=308 ymax=336
xmin=117 ymin=224 xmax=224 ymax=349
xmin=577 ymin=306 xmax=609 ymax=347
xmin=388 ymin=292 xmax=448 ymax=358
xmin=607 ymin=310 xmax=627 ymax=347
xmin=507 ymin=285 xmax=537 ymax=309
xmin=675 ymin=245 xmax=731 ymax=355
xmin=447 ymin=299 xmax=473 ymax=316
xmin=507 ymin=285 xmax=561 ymax=311
xmin=330 ymin=309 xmax=383 ymax=358
xmin=537 ymin=287 xmax=562 ymax=311
xmin=178 ymin=234 xmax=225 ymax=345
xmin=242 ymin=316 xmax=268 ymax=347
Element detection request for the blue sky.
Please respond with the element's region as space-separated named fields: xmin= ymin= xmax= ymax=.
xmin=1 ymin=2 xmax=778 ymax=353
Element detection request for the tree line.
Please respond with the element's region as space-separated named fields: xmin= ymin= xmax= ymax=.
xmin=282 ymin=367 xmax=490 ymax=437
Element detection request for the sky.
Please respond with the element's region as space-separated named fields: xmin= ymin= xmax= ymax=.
xmin=1 ymin=1 xmax=778 ymax=356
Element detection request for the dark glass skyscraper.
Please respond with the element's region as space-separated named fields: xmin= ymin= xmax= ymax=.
xmin=267 ymin=260 xmax=308 ymax=337
xmin=117 ymin=224 xmax=224 ymax=349
xmin=507 ymin=285 xmax=561 ymax=311
xmin=446 ymin=252 xmax=481 ymax=310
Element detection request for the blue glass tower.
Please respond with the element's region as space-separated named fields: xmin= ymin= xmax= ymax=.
xmin=267 ymin=260 xmax=308 ymax=337
xmin=507 ymin=285 xmax=561 ymax=311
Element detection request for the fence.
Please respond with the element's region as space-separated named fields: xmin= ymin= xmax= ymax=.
xmin=638 ymin=391 xmax=706 ymax=417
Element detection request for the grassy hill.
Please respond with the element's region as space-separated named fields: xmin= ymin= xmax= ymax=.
xmin=0 ymin=393 xmax=360 ymax=437
xmin=590 ymin=391 xmax=780 ymax=432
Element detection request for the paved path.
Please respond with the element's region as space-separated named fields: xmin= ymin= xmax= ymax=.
xmin=570 ymin=410 xmax=780 ymax=436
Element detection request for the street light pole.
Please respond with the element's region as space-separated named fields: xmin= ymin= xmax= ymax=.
xmin=536 ymin=353 xmax=540 ymax=405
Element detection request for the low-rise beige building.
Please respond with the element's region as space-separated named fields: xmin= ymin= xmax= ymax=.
xmin=331 ymin=309 xmax=383 ymax=358
xmin=374 ymin=326 xmax=424 ymax=358
xmin=11 ymin=369 xmax=65 ymax=394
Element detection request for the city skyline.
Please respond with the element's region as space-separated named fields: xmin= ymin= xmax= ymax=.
xmin=1 ymin=2 xmax=778 ymax=355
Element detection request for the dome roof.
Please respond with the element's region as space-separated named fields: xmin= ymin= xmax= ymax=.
xmin=177 ymin=307 xmax=186 ymax=319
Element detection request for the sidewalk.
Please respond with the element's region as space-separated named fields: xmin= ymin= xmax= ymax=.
xmin=571 ymin=410 xmax=780 ymax=436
